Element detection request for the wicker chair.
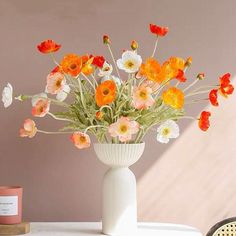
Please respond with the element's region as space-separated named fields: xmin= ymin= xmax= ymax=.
xmin=206 ymin=217 xmax=236 ymax=236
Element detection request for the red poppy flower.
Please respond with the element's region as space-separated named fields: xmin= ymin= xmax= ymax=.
xmin=149 ymin=24 xmax=169 ymax=37
xmin=37 ymin=39 xmax=61 ymax=54
xmin=91 ymin=55 xmax=105 ymax=68
xmin=209 ymin=89 xmax=219 ymax=106
xmin=198 ymin=111 xmax=211 ymax=131
xmin=51 ymin=66 xmax=61 ymax=73
xmin=175 ymin=69 xmax=187 ymax=82
xmin=219 ymin=73 xmax=234 ymax=97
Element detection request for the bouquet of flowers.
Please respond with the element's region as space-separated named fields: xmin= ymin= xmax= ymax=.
xmin=2 ymin=24 xmax=234 ymax=149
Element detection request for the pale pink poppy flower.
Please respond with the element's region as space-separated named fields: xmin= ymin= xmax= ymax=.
xmin=132 ymin=85 xmax=155 ymax=109
xmin=32 ymin=98 xmax=50 ymax=117
xmin=70 ymin=132 xmax=91 ymax=149
xmin=19 ymin=119 xmax=37 ymax=138
xmin=108 ymin=116 xmax=139 ymax=142
xmin=45 ymin=72 xmax=65 ymax=94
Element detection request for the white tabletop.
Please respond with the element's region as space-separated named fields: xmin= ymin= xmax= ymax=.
xmin=28 ymin=222 xmax=203 ymax=236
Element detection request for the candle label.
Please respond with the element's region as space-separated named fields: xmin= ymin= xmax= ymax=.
xmin=0 ymin=196 xmax=18 ymax=216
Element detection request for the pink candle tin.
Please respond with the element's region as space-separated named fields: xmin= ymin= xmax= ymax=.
xmin=0 ymin=186 xmax=23 ymax=224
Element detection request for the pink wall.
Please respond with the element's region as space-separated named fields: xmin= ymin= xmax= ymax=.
xmin=1 ymin=0 xmax=236 ymax=234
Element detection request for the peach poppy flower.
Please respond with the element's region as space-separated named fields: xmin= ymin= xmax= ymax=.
xmin=70 ymin=132 xmax=91 ymax=149
xmin=198 ymin=111 xmax=211 ymax=131
xmin=95 ymin=80 xmax=116 ymax=107
xmin=132 ymin=85 xmax=155 ymax=109
xmin=162 ymin=87 xmax=184 ymax=109
xmin=60 ymin=54 xmax=82 ymax=77
xmin=108 ymin=116 xmax=139 ymax=142
xmin=37 ymin=39 xmax=61 ymax=54
xmin=19 ymin=119 xmax=37 ymax=138
xmin=45 ymin=72 xmax=65 ymax=94
xmin=32 ymin=97 xmax=50 ymax=117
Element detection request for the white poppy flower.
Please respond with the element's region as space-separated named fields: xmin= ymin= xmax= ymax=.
xmin=117 ymin=50 xmax=142 ymax=73
xmin=101 ymin=75 xmax=122 ymax=86
xmin=98 ymin=62 xmax=113 ymax=77
xmin=31 ymin=93 xmax=48 ymax=106
xmin=156 ymin=120 xmax=179 ymax=144
xmin=2 ymin=83 xmax=13 ymax=108
xmin=56 ymin=84 xmax=71 ymax=101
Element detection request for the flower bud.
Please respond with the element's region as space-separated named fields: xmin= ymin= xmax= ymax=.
xmin=103 ymin=35 xmax=111 ymax=45
xmin=15 ymin=95 xmax=29 ymax=101
xmin=96 ymin=111 xmax=104 ymax=120
xmin=185 ymin=57 xmax=192 ymax=67
xmin=197 ymin=73 xmax=205 ymax=80
xmin=131 ymin=40 xmax=138 ymax=50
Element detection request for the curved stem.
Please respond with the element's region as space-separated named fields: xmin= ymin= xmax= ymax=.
xmin=50 ymin=53 xmax=60 ymax=66
xmin=107 ymin=44 xmax=121 ymax=78
xmin=84 ymin=125 xmax=107 ymax=134
xmin=37 ymin=130 xmax=74 ymax=135
xmin=81 ymin=73 xmax=96 ymax=90
xmin=47 ymin=112 xmax=75 ymax=123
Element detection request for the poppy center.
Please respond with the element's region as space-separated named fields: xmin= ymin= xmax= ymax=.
xmin=162 ymin=128 xmax=170 ymax=136
xmin=119 ymin=124 xmax=128 ymax=133
xmin=102 ymin=88 xmax=110 ymax=96
xmin=56 ymin=79 xmax=62 ymax=88
xmin=139 ymin=90 xmax=147 ymax=99
xmin=79 ymin=136 xmax=86 ymax=143
xmin=70 ymin=63 xmax=77 ymax=70
xmin=125 ymin=60 xmax=134 ymax=69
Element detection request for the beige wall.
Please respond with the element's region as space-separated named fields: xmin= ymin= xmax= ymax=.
xmin=0 ymin=0 xmax=236 ymax=234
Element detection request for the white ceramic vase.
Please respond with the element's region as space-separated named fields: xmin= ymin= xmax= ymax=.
xmin=94 ymin=143 xmax=145 ymax=236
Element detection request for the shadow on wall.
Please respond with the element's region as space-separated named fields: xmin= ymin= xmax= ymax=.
xmin=137 ymin=80 xmax=236 ymax=234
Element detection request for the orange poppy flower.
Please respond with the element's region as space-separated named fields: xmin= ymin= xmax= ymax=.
xmin=198 ymin=111 xmax=211 ymax=131
xmin=95 ymin=80 xmax=116 ymax=107
xmin=60 ymin=54 xmax=82 ymax=77
xmin=209 ymin=89 xmax=219 ymax=106
xmin=167 ymin=57 xmax=185 ymax=79
xmin=149 ymin=24 xmax=169 ymax=37
xmin=219 ymin=73 xmax=234 ymax=97
xmin=162 ymin=87 xmax=184 ymax=109
xmin=81 ymin=54 xmax=94 ymax=75
xmin=139 ymin=58 xmax=163 ymax=83
xmin=37 ymin=39 xmax=61 ymax=54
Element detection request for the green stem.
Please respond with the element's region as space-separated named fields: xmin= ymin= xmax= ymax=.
xmin=151 ymin=36 xmax=159 ymax=58
xmin=107 ymin=44 xmax=121 ymax=78
xmin=38 ymin=130 xmax=74 ymax=134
